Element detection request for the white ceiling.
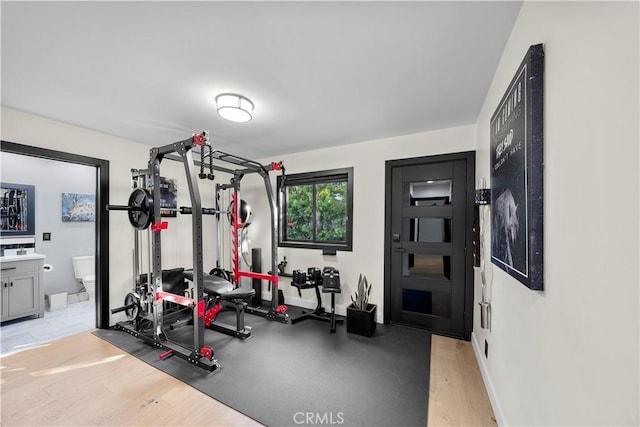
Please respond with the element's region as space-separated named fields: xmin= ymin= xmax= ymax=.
xmin=1 ymin=1 xmax=522 ymax=159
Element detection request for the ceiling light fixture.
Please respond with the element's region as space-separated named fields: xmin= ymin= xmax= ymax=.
xmin=215 ymin=93 xmax=254 ymax=123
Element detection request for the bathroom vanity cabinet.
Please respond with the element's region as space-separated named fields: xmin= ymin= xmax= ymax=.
xmin=0 ymin=254 xmax=45 ymax=322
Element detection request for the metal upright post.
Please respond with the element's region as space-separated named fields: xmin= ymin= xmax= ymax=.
xmin=215 ymin=183 xmax=222 ymax=269
xmin=179 ymin=144 xmax=205 ymax=351
xmin=148 ymin=149 xmax=164 ymax=339
xmin=132 ymin=173 xmax=140 ymax=289
xmin=263 ymin=174 xmax=279 ymax=310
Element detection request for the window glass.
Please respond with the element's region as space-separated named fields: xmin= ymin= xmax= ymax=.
xmin=278 ymin=168 xmax=353 ymax=251
xmin=402 ymin=289 xmax=451 ymax=318
xmin=285 ymin=185 xmax=313 ymax=241
xmin=406 ymin=217 xmax=451 ymax=243
xmin=410 ymin=180 xmax=452 ymax=205
xmin=316 ymin=181 xmax=347 ymax=242
xmin=403 ymin=253 xmax=451 ymax=280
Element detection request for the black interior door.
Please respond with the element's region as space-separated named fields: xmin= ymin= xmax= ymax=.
xmin=385 ymin=152 xmax=474 ymax=340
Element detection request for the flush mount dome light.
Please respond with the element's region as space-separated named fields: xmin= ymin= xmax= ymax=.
xmin=215 ymin=93 xmax=254 ymax=122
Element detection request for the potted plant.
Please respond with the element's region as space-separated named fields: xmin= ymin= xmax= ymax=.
xmin=347 ymin=274 xmax=376 ymax=337
xmin=16 ymin=246 xmax=27 ymax=255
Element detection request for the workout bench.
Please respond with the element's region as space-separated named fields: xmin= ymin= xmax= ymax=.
xmin=183 ymin=270 xmax=255 ymax=340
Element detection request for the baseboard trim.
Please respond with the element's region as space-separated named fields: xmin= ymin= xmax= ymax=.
xmin=471 ymin=331 xmax=505 ymax=426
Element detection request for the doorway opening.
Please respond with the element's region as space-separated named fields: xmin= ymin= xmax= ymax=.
xmin=1 ymin=141 xmax=109 ymax=333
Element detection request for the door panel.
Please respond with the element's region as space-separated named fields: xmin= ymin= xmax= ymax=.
xmin=387 ymin=154 xmax=473 ymax=339
xmin=9 ymin=274 xmax=37 ymax=317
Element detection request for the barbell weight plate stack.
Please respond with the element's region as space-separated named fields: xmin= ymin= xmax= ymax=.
xmin=128 ymin=187 xmax=154 ymax=230
xmin=109 ymin=187 xmax=240 ymax=230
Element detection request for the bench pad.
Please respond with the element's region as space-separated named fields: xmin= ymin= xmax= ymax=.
xmin=220 ymin=287 xmax=256 ymax=301
xmin=184 ymin=270 xmax=255 ymax=299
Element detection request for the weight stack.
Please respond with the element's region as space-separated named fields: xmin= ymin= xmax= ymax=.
xmin=251 ymin=248 xmax=262 ymax=307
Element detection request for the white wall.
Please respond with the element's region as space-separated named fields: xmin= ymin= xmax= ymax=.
xmin=1 ymin=107 xmax=221 ymax=324
xmin=473 ymin=1 xmax=639 ymax=425
xmin=241 ymin=124 xmax=476 ymax=322
xmin=1 ymin=152 xmax=95 ymax=295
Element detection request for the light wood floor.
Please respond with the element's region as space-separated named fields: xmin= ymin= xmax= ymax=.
xmin=1 ymin=331 xmax=495 ymax=426
xmin=427 ymin=335 xmax=496 ymax=426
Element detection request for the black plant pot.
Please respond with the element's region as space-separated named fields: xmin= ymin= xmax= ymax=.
xmin=346 ymin=303 xmax=377 ymax=337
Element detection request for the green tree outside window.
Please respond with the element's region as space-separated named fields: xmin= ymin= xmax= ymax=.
xmin=279 ymin=168 xmax=353 ymax=251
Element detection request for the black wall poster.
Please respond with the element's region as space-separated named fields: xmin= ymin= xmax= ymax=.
xmin=490 ymin=44 xmax=544 ymax=291
xmin=160 ymin=177 xmax=177 ymax=217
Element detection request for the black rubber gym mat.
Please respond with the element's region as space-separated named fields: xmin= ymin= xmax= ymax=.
xmin=94 ymin=309 xmax=431 ymax=427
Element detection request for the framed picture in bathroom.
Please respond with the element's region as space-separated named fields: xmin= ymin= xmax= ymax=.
xmin=61 ymin=193 xmax=95 ymax=222
xmin=0 ymin=182 xmax=35 ymax=236
xmin=490 ymin=43 xmax=544 ymax=291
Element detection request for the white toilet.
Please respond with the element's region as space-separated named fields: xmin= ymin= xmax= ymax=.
xmin=72 ymin=255 xmax=95 ymax=303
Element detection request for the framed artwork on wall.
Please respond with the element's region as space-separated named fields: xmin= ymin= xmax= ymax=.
xmin=490 ymin=43 xmax=544 ymax=291
xmin=61 ymin=192 xmax=95 ymax=222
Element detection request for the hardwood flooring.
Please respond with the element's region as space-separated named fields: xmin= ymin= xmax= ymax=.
xmin=0 ymin=332 xmax=259 ymax=427
xmin=1 ymin=331 xmax=495 ymax=426
xmin=428 ymin=335 xmax=496 ymax=426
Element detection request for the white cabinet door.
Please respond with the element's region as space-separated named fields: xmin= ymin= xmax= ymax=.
xmin=1 ymin=282 xmax=8 ymax=320
xmin=8 ymin=273 xmax=38 ymax=318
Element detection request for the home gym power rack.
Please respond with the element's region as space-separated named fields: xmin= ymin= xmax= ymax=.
xmin=107 ymin=132 xmax=220 ymax=371
xmin=208 ymin=153 xmax=289 ymax=323
xmin=167 ymin=144 xmax=288 ymax=322
xmin=107 ymin=131 xmax=289 ymax=371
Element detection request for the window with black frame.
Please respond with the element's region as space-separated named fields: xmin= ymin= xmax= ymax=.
xmin=277 ymin=167 xmax=353 ymax=253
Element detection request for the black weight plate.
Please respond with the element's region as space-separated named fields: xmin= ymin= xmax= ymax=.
xmin=128 ymin=188 xmax=153 ymax=230
xmin=124 ymin=292 xmax=140 ymax=320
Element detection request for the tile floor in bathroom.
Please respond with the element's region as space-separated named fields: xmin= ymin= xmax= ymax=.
xmin=0 ymin=300 xmax=95 ymax=355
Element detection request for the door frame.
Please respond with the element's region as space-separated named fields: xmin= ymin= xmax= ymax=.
xmin=383 ymin=151 xmax=475 ymax=340
xmin=1 ymin=140 xmax=110 ymax=329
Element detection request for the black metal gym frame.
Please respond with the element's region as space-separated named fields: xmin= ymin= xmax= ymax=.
xmin=167 ymin=149 xmax=289 ymax=323
xmin=109 ymin=132 xmax=218 ymax=372
xmin=214 ymin=150 xmax=288 ymax=323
